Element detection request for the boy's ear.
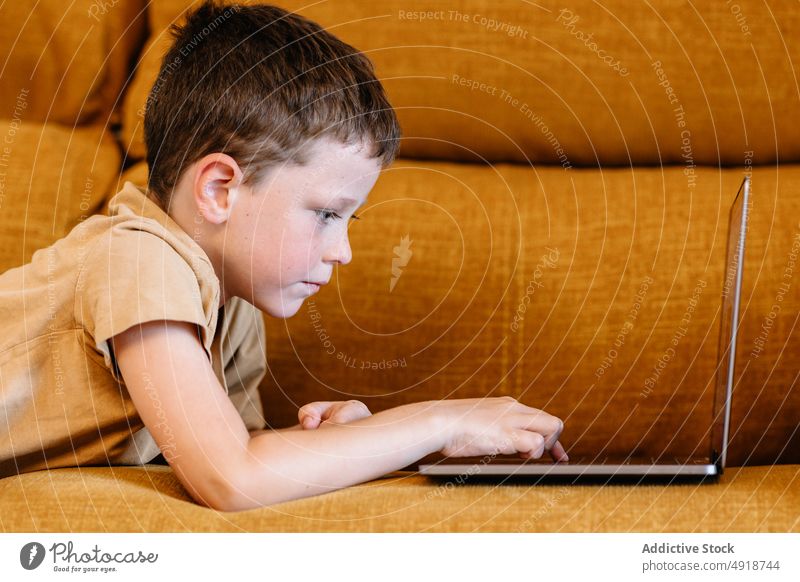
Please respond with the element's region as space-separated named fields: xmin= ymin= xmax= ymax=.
xmin=193 ymin=153 xmax=244 ymax=224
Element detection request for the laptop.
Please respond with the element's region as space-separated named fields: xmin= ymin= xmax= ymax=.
xmin=418 ymin=176 xmax=752 ymax=484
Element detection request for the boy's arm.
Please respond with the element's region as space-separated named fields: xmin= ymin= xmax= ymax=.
xmin=110 ymin=320 xmax=252 ymax=510
xmin=111 ymin=319 xmax=444 ymax=512
xmin=250 ymin=426 xmax=300 ymax=436
xmin=250 ymin=400 xmax=374 ymax=436
xmin=237 ymin=401 xmax=443 ymax=510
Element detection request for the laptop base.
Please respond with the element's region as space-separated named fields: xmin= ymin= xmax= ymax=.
xmin=419 ymin=472 xmax=721 ymax=486
xmin=417 ymin=454 xmax=720 ymax=485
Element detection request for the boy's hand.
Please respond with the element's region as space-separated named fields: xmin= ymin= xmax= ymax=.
xmin=435 ymin=396 xmax=569 ymax=462
xmin=298 ymin=400 xmax=372 ymax=429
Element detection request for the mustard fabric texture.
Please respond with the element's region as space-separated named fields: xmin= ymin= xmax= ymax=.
xmin=0 ymin=464 xmax=796 ymax=532
xmin=119 ymin=1 xmax=800 ymax=166
xmin=0 ymin=181 xmax=266 ymax=479
xmin=0 ymin=122 xmax=120 ymax=272
xmin=0 ymin=1 xmax=148 ymax=126
xmin=261 ymin=161 xmax=800 ymax=467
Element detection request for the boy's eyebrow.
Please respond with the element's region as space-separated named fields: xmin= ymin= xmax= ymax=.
xmin=335 ymin=196 xmax=365 ymax=209
xmin=314 ymin=193 xmax=366 ymax=210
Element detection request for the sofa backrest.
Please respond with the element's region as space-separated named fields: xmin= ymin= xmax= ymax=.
xmin=119 ymin=0 xmax=800 ymax=167
xmin=0 ymin=1 xmax=146 ymax=271
xmin=0 ymin=1 xmax=148 ymax=127
xmin=260 ymin=162 xmax=800 ymax=467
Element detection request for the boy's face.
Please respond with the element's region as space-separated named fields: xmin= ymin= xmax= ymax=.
xmin=222 ymin=137 xmax=382 ymax=318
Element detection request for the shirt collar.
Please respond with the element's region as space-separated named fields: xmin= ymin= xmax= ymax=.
xmin=108 ymin=180 xmax=178 ymax=224
xmin=106 ymin=181 xmax=210 ymax=259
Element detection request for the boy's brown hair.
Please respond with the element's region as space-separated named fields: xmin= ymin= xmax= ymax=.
xmin=143 ymin=0 xmax=401 ymax=208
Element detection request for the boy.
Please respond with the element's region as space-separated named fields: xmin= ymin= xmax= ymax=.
xmin=0 ymin=1 xmax=567 ymax=511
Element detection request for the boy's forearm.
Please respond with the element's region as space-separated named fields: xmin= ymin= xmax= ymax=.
xmin=229 ymin=401 xmax=443 ymax=510
xmin=249 ymin=423 xmax=302 ymax=437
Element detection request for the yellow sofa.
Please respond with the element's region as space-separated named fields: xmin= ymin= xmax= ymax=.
xmin=0 ymin=0 xmax=797 ymax=532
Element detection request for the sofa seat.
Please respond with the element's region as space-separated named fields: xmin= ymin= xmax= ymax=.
xmin=1 ymin=465 xmax=797 ymax=532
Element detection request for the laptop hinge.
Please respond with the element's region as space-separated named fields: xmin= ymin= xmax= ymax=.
xmin=711 ymin=448 xmax=724 ymax=474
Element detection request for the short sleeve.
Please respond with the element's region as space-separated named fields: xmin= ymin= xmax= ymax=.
xmin=75 ymin=227 xmax=215 ymax=380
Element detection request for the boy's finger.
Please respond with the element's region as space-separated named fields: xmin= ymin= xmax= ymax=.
xmin=322 ymin=401 xmax=371 ymax=426
xmin=298 ymin=401 xmax=333 ymax=425
xmin=549 ymin=440 xmax=569 ymax=462
xmin=322 ymin=401 xmax=356 ymax=421
xmin=327 ymin=402 xmax=362 ymax=424
xmin=516 ymin=413 xmax=564 ymax=446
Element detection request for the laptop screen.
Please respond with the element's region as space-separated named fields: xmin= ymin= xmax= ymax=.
xmin=710 ymin=176 xmax=751 ymax=469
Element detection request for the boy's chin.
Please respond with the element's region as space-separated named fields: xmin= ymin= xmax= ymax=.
xmin=261 ymin=296 xmax=306 ymax=319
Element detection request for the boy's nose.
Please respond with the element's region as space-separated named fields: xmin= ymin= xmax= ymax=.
xmin=326 ymin=231 xmax=352 ymax=265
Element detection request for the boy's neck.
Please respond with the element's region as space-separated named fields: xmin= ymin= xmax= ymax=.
xmin=166 ymin=186 xmax=229 ymax=309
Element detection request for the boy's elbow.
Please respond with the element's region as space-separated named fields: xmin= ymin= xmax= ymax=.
xmin=206 ymin=450 xmax=270 ymax=512
xmin=207 ymin=471 xmax=248 ymax=512
xmin=207 ymin=449 xmax=296 ymax=512
xmin=179 ymin=472 xmax=242 ymax=512
xmin=202 ymin=434 xmax=312 ymax=512
xmin=212 ymin=491 xmax=256 ymax=513
xmin=172 ymin=453 xmax=254 ymax=512
xmin=208 ymin=469 xmax=270 ymax=512
xmin=202 ymin=489 xmax=248 ymax=513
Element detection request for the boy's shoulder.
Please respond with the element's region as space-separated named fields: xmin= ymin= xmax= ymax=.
xmin=77 ymin=181 xmax=216 ymax=286
xmin=0 ymin=180 xmax=223 ymax=364
xmin=12 ymin=180 xmax=210 ymax=278
xmin=73 ymin=181 xmax=223 ymax=355
xmin=102 ymin=181 xmax=206 ymax=258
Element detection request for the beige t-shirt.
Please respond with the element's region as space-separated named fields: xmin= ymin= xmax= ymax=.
xmin=0 ymin=181 xmax=266 ymax=478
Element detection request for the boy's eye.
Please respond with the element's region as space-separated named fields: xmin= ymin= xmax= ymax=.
xmin=315 ymin=209 xmax=361 ymax=224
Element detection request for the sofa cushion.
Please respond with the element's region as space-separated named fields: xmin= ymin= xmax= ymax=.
xmin=0 ymin=465 xmax=796 ymax=531
xmin=0 ymin=1 xmax=148 ymax=127
xmin=0 ymin=122 xmax=121 ymax=272
xmin=276 ymin=0 xmax=800 ymax=166
xmin=120 ymin=0 xmax=800 ymax=166
xmin=258 ymin=161 xmax=800 ymax=467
